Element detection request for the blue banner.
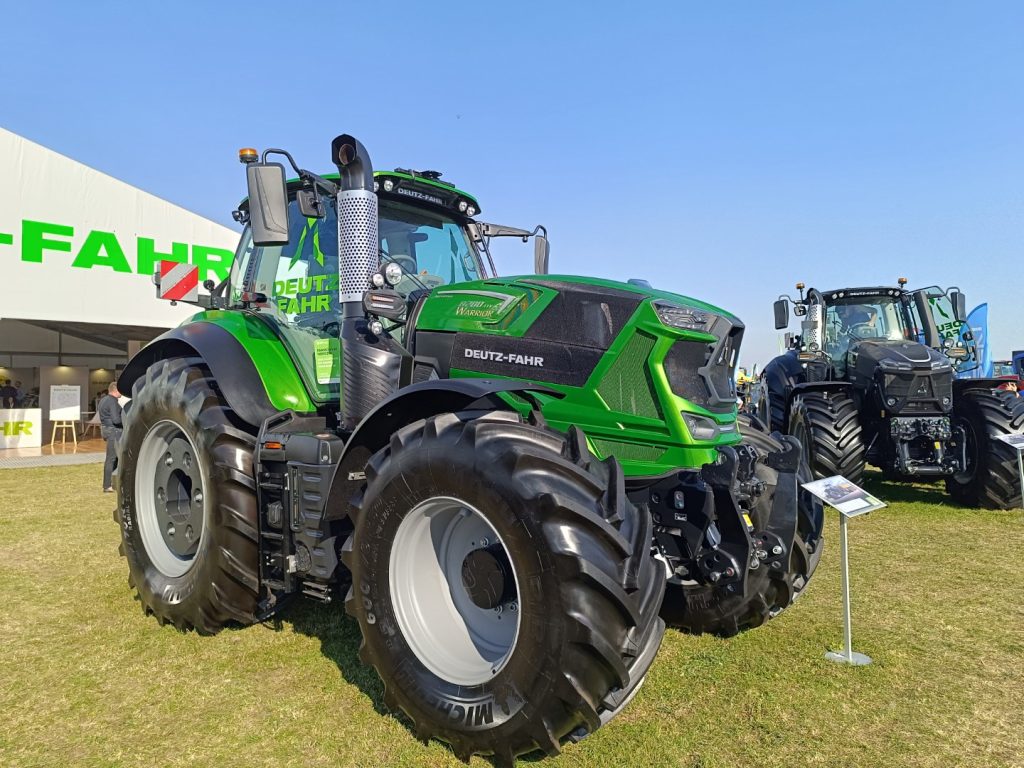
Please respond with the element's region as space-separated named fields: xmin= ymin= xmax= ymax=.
xmin=959 ymin=303 xmax=992 ymax=378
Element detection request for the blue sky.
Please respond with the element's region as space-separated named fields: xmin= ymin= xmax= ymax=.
xmin=2 ymin=2 xmax=1022 ymax=364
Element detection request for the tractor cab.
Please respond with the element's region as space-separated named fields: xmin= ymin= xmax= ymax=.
xmin=227 ymin=167 xmax=545 ymax=403
xmin=773 ymin=281 xmax=974 ymax=377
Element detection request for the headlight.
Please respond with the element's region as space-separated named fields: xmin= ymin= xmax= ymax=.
xmin=384 ymin=262 xmax=404 ymax=285
xmin=383 ymin=179 xmax=395 ymax=192
xmin=371 ymin=272 xmax=386 ymax=288
xmin=466 ymin=205 xmax=477 ymax=217
xmin=654 ymin=300 xmax=714 ymax=333
xmin=683 ymin=413 xmax=726 ymax=441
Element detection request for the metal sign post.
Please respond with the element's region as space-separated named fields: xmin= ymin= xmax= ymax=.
xmin=995 ymin=434 xmax=1024 ymax=509
xmin=824 ymin=508 xmax=873 ymax=666
xmin=801 ymin=475 xmax=886 ymax=667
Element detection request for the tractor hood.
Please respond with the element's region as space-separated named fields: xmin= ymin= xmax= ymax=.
xmin=412 ymin=274 xmax=744 ymax=419
xmin=413 ymin=274 xmax=740 ymax=346
xmin=849 ymin=338 xmax=950 ymax=376
xmin=414 ymin=274 xmax=738 ymax=330
xmin=847 ymin=338 xmax=955 ymax=414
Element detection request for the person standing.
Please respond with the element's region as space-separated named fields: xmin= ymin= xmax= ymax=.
xmin=98 ymin=382 xmax=124 ymax=492
xmin=0 ymin=379 xmax=16 ymax=408
xmin=14 ymin=380 xmax=25 ymax=407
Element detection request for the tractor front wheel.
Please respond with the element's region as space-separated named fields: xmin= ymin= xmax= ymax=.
xmin=115 ymin=357 xmax=260 ymax=634
xmin=789 ymin=390 xmax=866 ymax=484
xmin=946 ymin=388 xmax=1024 ymax=509
xmin=344 ymin=412 xmax=665 ymax=764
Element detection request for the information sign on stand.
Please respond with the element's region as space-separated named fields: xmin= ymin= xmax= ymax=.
xmin=802 ymin=475 xmax=886 ymax=666
xmin=49 ymin=385 xmax=81 ymax=421
xmin=996 ymin=434 xmax=1024 ymax=509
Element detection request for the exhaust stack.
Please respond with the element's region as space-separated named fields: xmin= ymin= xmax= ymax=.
xmin=331 ymin=134 xmax=379 ymax=317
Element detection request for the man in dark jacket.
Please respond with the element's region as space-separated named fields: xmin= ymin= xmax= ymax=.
xmin=98 ymin=382 xmax=124 ymax=492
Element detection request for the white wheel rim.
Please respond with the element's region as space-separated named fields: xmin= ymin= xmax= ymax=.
xmin=388 ymin=496 xmax=521 ymax=686
xmin=135 ymin=419 xmax=207 ymax=578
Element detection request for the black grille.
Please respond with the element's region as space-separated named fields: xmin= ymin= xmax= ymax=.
xmin=882 ymin=369 xmax=952 ymax=414
xmin=663 ymin=321 xmax=743 ymax=415
xmin=664 ymin=341 xmax=708 ymax=404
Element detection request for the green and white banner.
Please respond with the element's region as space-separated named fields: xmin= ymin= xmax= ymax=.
xmin=1 ymin=127 xmax=239 ymax=327
xmin=0 ymin=408 xmax=42 ymax=449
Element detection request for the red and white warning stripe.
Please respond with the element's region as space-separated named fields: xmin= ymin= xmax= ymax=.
xmin=158 ymin=260 xmax=200 ymax=302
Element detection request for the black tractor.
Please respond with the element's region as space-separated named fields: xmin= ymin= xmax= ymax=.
xmin=760 ymin=280 xmax=1024 ymax=508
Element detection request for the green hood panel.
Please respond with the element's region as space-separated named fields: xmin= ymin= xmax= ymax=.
xmin=183 ymin=310 xmax=317 ymax=413
xmin=414 ymin=275 xmax=736 ymax=337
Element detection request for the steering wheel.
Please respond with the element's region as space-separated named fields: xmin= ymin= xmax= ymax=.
xmin=850 ymin=322 xmax=876 ymax=338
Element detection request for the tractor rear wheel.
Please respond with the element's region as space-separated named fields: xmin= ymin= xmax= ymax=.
xmin=114 ymin=356 xmax=259 ymax=634
xmin=946 ymin=388 xmax=1024 ymax=509
xmin=661 ymin=414 xmax=824 ymax=636
xmin=790 ymin=390 xmax=866 ymax=484
xmin=344 ymin=411 xmax=665 ymax=764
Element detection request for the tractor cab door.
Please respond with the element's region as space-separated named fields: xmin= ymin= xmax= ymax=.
xmin=230 ymin=195 xmax=489 ymax=403
xmin=231 ymin=198 xmax=344 ymax=403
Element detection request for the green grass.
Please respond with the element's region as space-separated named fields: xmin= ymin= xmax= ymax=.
xmin=1 ymin=465 xmax=1021 ymax=768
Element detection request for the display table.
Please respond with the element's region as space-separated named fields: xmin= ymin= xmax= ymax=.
xmin=1 ymin=408 xmax=43 ymax=449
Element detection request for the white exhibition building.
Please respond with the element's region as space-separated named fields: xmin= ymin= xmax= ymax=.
xmin=0 ymin=128 xmax=239 ymax=449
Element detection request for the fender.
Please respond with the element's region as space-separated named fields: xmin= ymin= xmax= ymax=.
xmin=118 ymin=319 xmax=315 ymax=428
xmin=952 ymin=378 xmax=1017 ymax=395
xmin=333 ymin=378 xmax=562 ymax=516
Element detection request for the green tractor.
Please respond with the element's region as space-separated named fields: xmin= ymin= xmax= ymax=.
xmin=761 ymin=281 xmax=1024 ymax=508
xmin=114 ymin=134 xmax=822 ymax=763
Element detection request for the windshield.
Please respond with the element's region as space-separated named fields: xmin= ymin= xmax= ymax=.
xmin=229 ymin=196 xmax=485 ymax=401
xmin=821 ymin=294 xmax=919 ymax=373
xmin=993 ymin=363 xmax=1016 ymax=377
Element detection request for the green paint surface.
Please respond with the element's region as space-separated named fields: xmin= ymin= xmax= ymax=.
xmin=182 ymin=310 xmax=316 ymax=413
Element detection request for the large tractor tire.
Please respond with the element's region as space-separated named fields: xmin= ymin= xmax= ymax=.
xmin=789 ymin=390 xmax=866 ymax=484
xmin=114 ymin=356 xmax=260 ymax=634
xmin=344 ymin=411 xmax=665 ymax=764
xmin=760 ymin=352 xmax=805 ymax=433
xmin=661 ymin=414 xmax=824 ymax=636
xmin=946 ymin=388 xmax=1024 ymax=509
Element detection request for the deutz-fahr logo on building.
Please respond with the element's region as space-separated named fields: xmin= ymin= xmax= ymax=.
xmin=0 ymin=218 xmax=234 ymax=281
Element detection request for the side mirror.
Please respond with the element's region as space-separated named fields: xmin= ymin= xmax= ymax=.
xmin=773 ymin=298 xmax=790 ymax=329
xmin=950 ymin=291 xmax=967 ymax=322
xmin=534 ymin=234 xmax=550 ymax=275
xmin=245 ymin=162 xmax=290 ymax=245
xmin=296 ymin=189 xmax=324 ymax=219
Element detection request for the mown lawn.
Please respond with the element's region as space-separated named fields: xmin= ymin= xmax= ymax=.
xmin=1 ymin=465 xmax=1021 ymax=768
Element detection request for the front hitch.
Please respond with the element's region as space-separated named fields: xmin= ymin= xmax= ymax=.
xmin=699 ymin=445 xmax=754 ymax=597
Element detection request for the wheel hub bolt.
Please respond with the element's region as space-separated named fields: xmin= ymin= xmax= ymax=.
xmin=166 ymin=523 xmax=175 ymax=537
xmin=183 ymin=453 xmax=192 ymax=468
xmin=164 ymin=454 xmax=173 ymax=467
xmin=194 ymin=490 xmax=203 ymax=503
xmin=157 ymin=487 xmax=165 ymax=502
xmin=772 ymin=545 xmax=783 ymax=556
xmin=755 ymin=548 xmax=768 ymax=560
xmin=185 ymin=525 xmax=194 ymax=542
xmin=508 ymin=602 xmax=518 ymax=612
xmin=708 ymin=571 xmax=722 ymax=583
